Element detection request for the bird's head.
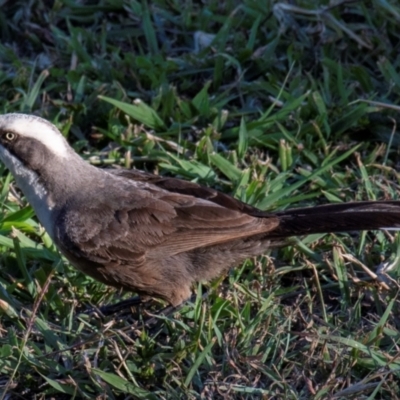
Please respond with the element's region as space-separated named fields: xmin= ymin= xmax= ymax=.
xmin=0 ymin=113 xmax=96 ymax=235
xmin=0 ymin=113 xmax=73 ymax=173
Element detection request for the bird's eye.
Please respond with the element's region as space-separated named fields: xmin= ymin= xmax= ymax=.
xmin=4 ymin=132 xmax=16 ymax=141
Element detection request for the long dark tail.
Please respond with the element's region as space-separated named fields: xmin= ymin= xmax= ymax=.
xmin=271 ymin=201 xmax=400 ymax=238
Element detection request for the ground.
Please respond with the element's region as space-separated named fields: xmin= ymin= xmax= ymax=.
xmin=1 ymin=0 xmax=400 ymax=398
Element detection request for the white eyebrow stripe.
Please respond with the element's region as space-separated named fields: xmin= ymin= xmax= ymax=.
xmin=4 ymin=114 xmax=69 ymax=159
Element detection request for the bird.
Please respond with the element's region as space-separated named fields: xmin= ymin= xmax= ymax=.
xmin=0 ymin=112 xmax=400 ymax=307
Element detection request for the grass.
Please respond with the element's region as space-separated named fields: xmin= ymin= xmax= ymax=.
xmin=1 ymin=0 xmax=400 ymax=398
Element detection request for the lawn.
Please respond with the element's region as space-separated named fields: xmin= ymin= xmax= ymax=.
xmin=1 ymin=0 xmax=400 ymax=398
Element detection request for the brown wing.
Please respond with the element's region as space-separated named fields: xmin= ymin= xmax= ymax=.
xmin=107 ymin=168 xmax=267 ymax=216
xmin=55 ymin=174 xmax=279 ymax=265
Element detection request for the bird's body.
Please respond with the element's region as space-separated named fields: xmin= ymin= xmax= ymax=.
xmin=0 ymin=113 xmax=400 ymax=306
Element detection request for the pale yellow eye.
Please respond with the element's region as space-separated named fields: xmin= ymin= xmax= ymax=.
xmin=5 ymin=132 xmax=15 ymax=141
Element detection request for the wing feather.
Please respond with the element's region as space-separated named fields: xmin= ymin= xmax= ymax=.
xmin=55 ymin=175 xmax=278 ymax=265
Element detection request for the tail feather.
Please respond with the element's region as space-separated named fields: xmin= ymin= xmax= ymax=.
xmin=271 ymin=201 xmax=400 ymax=238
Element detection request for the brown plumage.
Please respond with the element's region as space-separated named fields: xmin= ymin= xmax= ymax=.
xmin=0 ymin=113 xmax=400 ymax=306
xmin=55 ymin=169 xmax=400 ymax=306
